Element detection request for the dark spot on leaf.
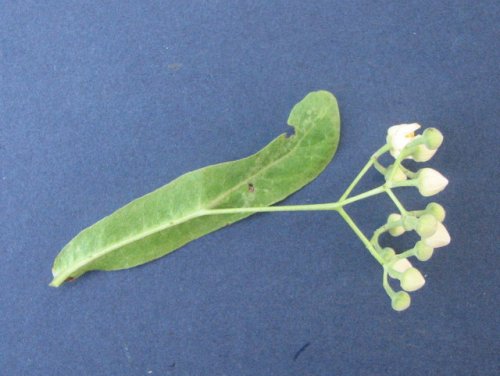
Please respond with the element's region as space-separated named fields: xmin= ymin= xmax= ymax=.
xmin=65 ymin=277 xmax=75 ymax=282
xmin=247 ymin=183 xmax=255 ymax=192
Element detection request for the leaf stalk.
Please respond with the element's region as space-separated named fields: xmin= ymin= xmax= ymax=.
xmin=202 ymin=143 xmax=409 ymax=268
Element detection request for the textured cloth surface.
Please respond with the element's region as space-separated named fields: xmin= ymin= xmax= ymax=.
xmin=1 ymin=1 xmax=498 ymax=375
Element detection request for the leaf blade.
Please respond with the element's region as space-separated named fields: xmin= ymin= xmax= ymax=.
xmin=50 ymin=90 xmax=341 ymax=286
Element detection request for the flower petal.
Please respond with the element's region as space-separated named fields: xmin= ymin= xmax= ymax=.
xmin=387 ymin=123 xmax=421 ymax=158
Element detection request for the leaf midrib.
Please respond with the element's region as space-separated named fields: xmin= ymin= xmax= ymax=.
xmin=53 ymin=117 xmax=328 ymax=284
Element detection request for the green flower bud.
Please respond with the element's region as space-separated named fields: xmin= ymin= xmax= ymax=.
xmin=400 ymin=267 xmax=426 ymax=292
xmin=411 ymin=144 xmax=437 ymax=162
xmin=387 ymin=213 xmax=405 ymax=236
xmin=416 ymin=214 xmax=438 ymax=238
xmin=391 ymin=291 xmax=411 ymax=311
xmin=425 ymin=202 xmax=446 ymax=222
xmin=423 ymin=127 xmax=444 ymax=150
xmin=402 ymin=215 xmax=418 ymax=231
xmin=380 ymin=247 xmax=396 ymax=263
xmin=415 ymin=241 xmax=434 ymax=261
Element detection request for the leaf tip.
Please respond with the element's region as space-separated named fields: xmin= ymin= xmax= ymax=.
xmin=287 ymin=90 xmax=339 ymax=132
xmin=49 ymin=271 xmax=65 ymax=287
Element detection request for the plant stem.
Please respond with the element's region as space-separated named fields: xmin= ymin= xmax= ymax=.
xmin=390 ymin=180 xmax=416 ymax=188
xmin=338 ymin=208 xmax=384 ymax=265
xmin=397 ymin=249 xmax=415 ymax=259
xmin=382 ymin=269 xmax=395 ymax=297
xmin=385 ymin=150 xmax=406 ymax=182
xmin=373 ymin=159 xmax=387 ymax=174
xmin=399 ymin=165 xmax=416 ymax=179
xmin=371 ymin=225 xmax=388 ymax=247
xmin=339 ymin=144 xmax=389 ymax=200
xmin=384 ymin=187 xmax=407 ymax=215
xmin=202 ymin=186 xmax=385 ymax=216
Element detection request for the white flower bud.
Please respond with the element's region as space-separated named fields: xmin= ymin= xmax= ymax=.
xmin=391 ymin=291 xmax=411 ymax=311
xmin=423 ymin=222 xmax=451 ymax=248
xmin=400 ymin=267 xmax=426 ymax=292
xmin=391 ymin=258 xmax=413 ymax=273
xmin=387 ymin=123 xmax=421 ymax=158
xmin=416 ymin=168 xmax=449 ymax=196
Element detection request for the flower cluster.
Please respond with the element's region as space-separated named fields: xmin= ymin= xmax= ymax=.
xmin=373 ymin=124 xmax=450 ymax=311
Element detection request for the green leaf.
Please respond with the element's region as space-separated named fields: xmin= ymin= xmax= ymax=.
xmin=50 ymin=90 xmax=341 ymax=287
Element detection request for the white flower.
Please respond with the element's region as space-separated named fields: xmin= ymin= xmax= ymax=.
xmin=400 ymin=267 xmax=426 ymax=292
xmin=423 ymin=222 xmax=451 ymax=248
xmin=387 ymin=123 xmax=421 ymax=158
xmin=416 ymin=168 xmax=449 ymax=196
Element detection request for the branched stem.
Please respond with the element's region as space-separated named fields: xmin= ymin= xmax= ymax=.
xmin=339 ymin=144 xmax=389 ymax=200
xmin=202 ymin=143 xmax=409 ymax=269
xmin=338 ymin=208 xmax=384 ymax=264
xmin=371 ymin=225 xmax=389 ymax=247
xmin=373 ymin=159 xmax=387 ymax=174
xmin=384 ymin=187 xmax=408 ymax=215
xmin=203 ymin=186 xmax=385 ymax=216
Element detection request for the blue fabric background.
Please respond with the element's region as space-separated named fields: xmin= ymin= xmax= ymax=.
xmin=1 ymin=1 xmax=498 ymax=375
